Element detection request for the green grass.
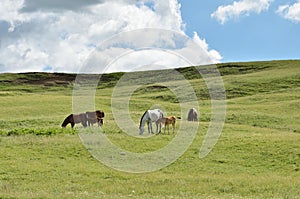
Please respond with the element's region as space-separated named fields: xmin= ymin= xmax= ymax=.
xmin=0 ymin=60 xmax=300 ymax=198
xmin=1 ymin=126 xmax=299 ymax=198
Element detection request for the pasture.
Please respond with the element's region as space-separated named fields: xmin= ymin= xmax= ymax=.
xmin=0 ymin=60 xmax=300 ymax=198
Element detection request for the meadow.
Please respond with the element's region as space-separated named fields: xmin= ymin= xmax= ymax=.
xmin=0 ymin=60 xmax=299 ymax=198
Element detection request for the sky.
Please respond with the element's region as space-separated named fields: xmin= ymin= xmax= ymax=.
xmin=0 ymin=0 xmax=299 ymax=73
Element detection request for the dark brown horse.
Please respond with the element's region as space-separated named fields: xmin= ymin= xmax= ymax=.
xmin=86 ymin=110 xmax=105 ymax=127
xmin=61 ymin=113 xmax=87 ymax=128
xmin=187 ymin=108 xmax=198 ymax=121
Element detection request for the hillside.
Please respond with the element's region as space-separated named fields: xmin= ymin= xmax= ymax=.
xmin=0 ymin=60 xmax=299 ymax=198
xmin=1 ymin=60 xmax=299 ymax=98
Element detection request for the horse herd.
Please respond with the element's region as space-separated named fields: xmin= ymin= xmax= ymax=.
xmin=61 ymin=108 xmax=198 ymax=135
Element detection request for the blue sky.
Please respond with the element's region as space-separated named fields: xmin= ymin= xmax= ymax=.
xmin=0 ymin=0 xmax=299 ymax=73
xmin=180 ymin=0 xmax=300 ymax=62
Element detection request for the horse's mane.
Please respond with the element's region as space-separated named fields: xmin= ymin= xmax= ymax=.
xmin=139 ymin=110 xmax=148 ymax=129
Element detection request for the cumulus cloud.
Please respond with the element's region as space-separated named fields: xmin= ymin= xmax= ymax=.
xmin=277 ymin=1 xmax=300 ymax=23
xmin=192 ymin=32 xmax=222 ymax=63
xmin=211 ymin=0 xmax=272 ymax=24
xmin=0 ymin=0 xmax=27 ymax=32
xmin=0 ymin=0 xmax=222 ymax=73
xmin=82 ymin=29 xmax=222 ymax=73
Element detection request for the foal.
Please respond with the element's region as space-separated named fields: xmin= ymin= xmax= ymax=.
xmin=156 ymin=116 xmax=176 ymax=134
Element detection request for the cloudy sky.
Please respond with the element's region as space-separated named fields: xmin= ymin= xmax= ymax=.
xmin=0 ymin=0 xmax=299 ymax=73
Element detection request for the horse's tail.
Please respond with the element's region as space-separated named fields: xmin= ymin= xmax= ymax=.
xmin=176 ymin=116 xmax=181 ymax=119
xmin=61 ymin=114 xmax=73 ymax=127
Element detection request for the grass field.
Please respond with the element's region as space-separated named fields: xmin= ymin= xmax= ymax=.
xmin=0 ymin=60 xmax=299 ymax=198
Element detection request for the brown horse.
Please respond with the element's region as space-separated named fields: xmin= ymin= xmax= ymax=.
xmin=86 ymin=110 xmax=105 ymax=127
xmin=61 ymin=113 xmax=87 ymax=128
xmin=156 ymin=116 xmax=176 ymax=134
xmin=187 ymin=108 xmax=198 ymax=121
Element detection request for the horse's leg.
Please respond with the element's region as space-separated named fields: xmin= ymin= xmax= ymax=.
xmin=97 ymin=118 xmax=101 ymax=127
xmin=156 ymin=121 xmax=162 ymax=134
xmin=172 ymin=123 xmax=175 ymax=133
xmin=160 ymin=123 xmax=162 ymax=133
xmin=150 ymin=121 xmax=153 ymax=134
xmin=147 ymin=121 xmax=150 ymax=134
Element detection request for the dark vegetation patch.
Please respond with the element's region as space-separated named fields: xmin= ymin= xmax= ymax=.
xmin=97 ymin=72 xmax=124 ymax=88
xmin=134 ymin=85 xmax=179 ymax=103
xmin=216 ymin=61 xmax=274 ymax=76
xmin=0 ymin=127 xmax=75 ymax=136
xmin=5 ymin=72 xmax=75 ymax=86
xmin=135 ymin=85 xmax=169 ymax=93
xmin=175 ymin=67 xmax=202 ymax=80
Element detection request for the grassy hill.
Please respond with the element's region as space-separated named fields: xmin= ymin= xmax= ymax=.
xmin=0 ymin=60 xmax=299 ymax=198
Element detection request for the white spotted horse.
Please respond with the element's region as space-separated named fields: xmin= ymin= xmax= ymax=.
xmin=139 ymin=109 xmax=164 ymax=135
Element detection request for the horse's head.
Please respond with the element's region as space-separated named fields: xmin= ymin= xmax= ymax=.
xmin=139 ymin=126 xmax=144 ymax=135
xmin=61 ymin=114 xmax=72 ymax=127
xmin=96 ymin=110 xmax=105 ymax=118
xmin=61 ymin=119 xmax=70 ymax=128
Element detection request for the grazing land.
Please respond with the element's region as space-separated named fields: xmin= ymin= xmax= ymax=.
xmin=0 ymin=60 xmax=299 ymax=198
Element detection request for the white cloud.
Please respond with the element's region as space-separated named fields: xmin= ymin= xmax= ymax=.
xmin=277 ymin=1 xmax=300 ymax=23
xmin=211 ymin=0 xmax=272 ymax=24
xmin=191 ymin=32 xmax=222 ymax=64
xmin=0 ymin=0 xmax=27 ymax=32
xmin=83 ymin=30 xmax=222 ymax=74
xmin=0 ymin=0 xmax=222 ymax=73
xmin=104 ymin=50 xmax=189 ymax=73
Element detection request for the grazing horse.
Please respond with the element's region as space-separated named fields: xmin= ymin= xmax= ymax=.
xmin=139 ymin=109 xmax=164 ymax=135
xmin=187 ymin=108 xmax=198 ymax=121
xmin=86 ymin=110 xmax=105 ymax=127
xmin=61 ymin=113 xmax=87 ymax=128
xmin=156 ymin=116 xmax=176 ymax=134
